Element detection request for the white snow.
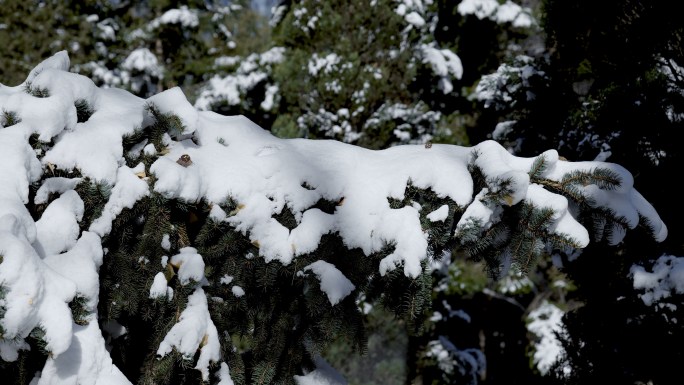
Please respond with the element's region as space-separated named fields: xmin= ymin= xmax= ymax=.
xmin=231 ymin=286 xmax=245 ymax=297
xmin=150 ymin=6 xmax=199 ymax=29
xmin=421 ymin=45 xmax=463 ymax=94
xmin=631 ymin=255 xmax=684 ymax=306
xmin=37 ymin=322 xmax=131 ymax=385
xmin=34 ymin=190 xmax=84 ymax=257
xmin=421 ymin=45 xmax=463 ymax=79
xmin=216 ymin=362 xmax=236 ymax=385
xmin=89 ymin=163 xmax=150 ymax=237
xmin=458 ymin=0 xmax=498 ymax=19
xmin=161 ymin=233 xmax=171 ymax=250
xmin=524 ymin=184 xmax=589 ymax=247
xmin=458 ymin=0 xmax=535 ymax=27
xmin=147 ymin=87 xmax=200 ymax=135
xmin=261 ymin=84 xmax=279 ymax=111
xmin=149 ymin=272 xmax=171 ymax=300
xmin=121 ymin=48 xmax=163 ymax=77
xmin=427 ymin=205 xmax=449 ymax=222
xmin=156 ymin=288 xmax=221 ymax=381
xmin=169 ymin=247 xmax=207 ymax=286
xmin=526 ymin=300 xmax=567 ymax=376
xmin=405 ymin=12 xmax=426 ymax=27
xmin=300 ymin=261 xmax=356 ymax=305
xmin=308 ymin=53 xmax=342 ymax=76
xmin=143 ymin=143 xmax=157 ymax=156
xmin=34 ymin=177 xmax=82 ymax=204
xmin=220 ymin=274 xmax=233 ymax=285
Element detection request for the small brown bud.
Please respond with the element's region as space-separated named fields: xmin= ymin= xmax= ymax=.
xmin=177 ymin=154 xmax=193 ymax=167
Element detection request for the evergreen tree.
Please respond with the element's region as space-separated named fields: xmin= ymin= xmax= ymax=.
xmin=0 ymin=0 xmax=270 ymax=99
xmin=196 ymin=0 xmax=477 ymax=148
xmin=0 ymin=52 xmax=667 ymax=385
xmin=0 ymin=0 xmax=109 ymax=86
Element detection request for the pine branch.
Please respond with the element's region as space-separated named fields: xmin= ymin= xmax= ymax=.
xmin=1 ymin=109 xmax=19 ymax=128
xmin=74 ymin=98 xmax=94 ymax=123
xmin=528 ymin=153 xmax=550 ymax=180
xmin=23 ymin=81 xmax=50 ymax=98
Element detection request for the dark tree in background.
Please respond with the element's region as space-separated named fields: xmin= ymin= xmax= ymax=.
xmin=472 ymin=0 xmax=684 ymax=383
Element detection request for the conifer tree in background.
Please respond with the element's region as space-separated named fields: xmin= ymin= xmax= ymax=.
xmin=0 ymin=0 xmax=107 ymax=86
xmin=0 ymin=53 xmax=667 ymax=385
xmin=84 ymin=0 xmax=271 ymax=98
xmin=0 ymin=0 xmax=269 ymax=99
xmin=472 ymin=0 xmax=684 ymax=383
xmin=198 ymin=0 xmax=476 ymax=148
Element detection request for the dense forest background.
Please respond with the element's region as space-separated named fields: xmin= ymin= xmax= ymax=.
xmin=1 ymin=1 xmax=683 ymax=384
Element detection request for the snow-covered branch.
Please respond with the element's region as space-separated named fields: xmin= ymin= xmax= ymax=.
xmin=0 ymin=52 xmax=667 ymax=384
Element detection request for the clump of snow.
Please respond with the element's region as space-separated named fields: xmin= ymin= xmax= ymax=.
xmin=231 ymin=286 xmax=245 ymax=297
xmin=121 ymin=48 xmax=163 ymax=78
xmin=261 ymin=84 xmax=279 ymax=111
xmin=216 ymin=362 xmax=236 ymax=385
xmin=308 ymin=53 xmax=342 ymax=76
xmin=149 ymin=6 xmax=199 ymax=29
xmin=156 ymin=288 xmax=220 ymax=381
xmin=631 ymin=255 xmax=684 ymax=307
xmin=150 ymin=272 xmax=172 ymax=300
xmin=492 ymin=120 xmax=516 ymax=141
xmin=209 ymin=204 xmax=228 ymax=221
xmin=526 ymin=300 xmax=568 ymax=376
xmin=495 ymin=1 xmax=535 ymax=27
xmin=161 ymin=233 xmax=171 ymax=250
xmin=170 ymin=247 xmax=207 ymax=286
xmin=458 ymin=0 xmax=535 ymax=27
xmin=43 ymin=231 xmax=104 ymax=310
xmin=421 ymin=45 xmax=463 ymax=94
xmin=524 ymin=184 xmax=589 ymax=247
xmin=427 ymin=205 xmax=449 ymax=222
xmin=299 ymin=261 xmax=355 ymax=305
xmin=405 ymin=11 xmax=426 ymax=27
xmin=455 ymin=189 xmax=501 ymax=241
xmin=0 ymin=229 xmax=77 ymax=359
xmin=34 ymin=190 xmax=84 ymax=257
xmin=37 ymin=322 xmax=131 ymax=385
xmin=34 ymin=177 xmax=82 ymax=204
xmin=143 ymin=143 xmax=157 ymax=155
xmin=220 ymin=274 xmax=233 ymax=285
xmin=89 ymin=163 xmax=150 ymax=236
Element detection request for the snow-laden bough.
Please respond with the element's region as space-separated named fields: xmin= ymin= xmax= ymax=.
xmin=0 ymin=52 xmax=667 ymax=384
